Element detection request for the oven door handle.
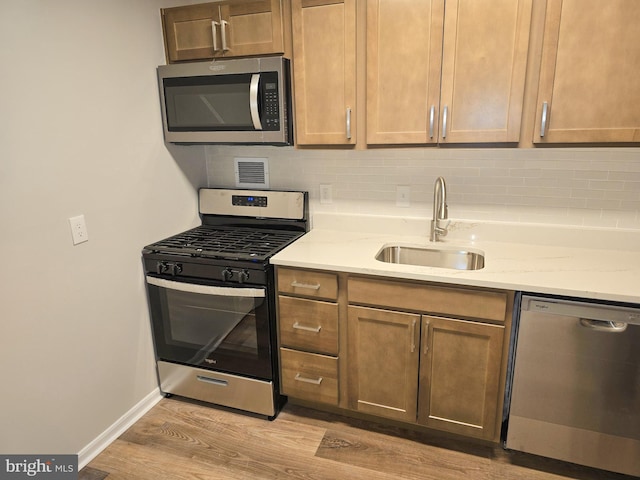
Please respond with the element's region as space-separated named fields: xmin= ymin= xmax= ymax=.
xmin=146 ymin=276 xmax=265 ymax=298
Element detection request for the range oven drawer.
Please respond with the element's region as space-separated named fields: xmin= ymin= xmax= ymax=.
xmin=158 ymin=361 xmax=275 ymax=417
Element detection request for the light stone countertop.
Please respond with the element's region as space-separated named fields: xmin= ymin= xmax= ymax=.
xmin=271 ymin=213 xmax=640 ymax=304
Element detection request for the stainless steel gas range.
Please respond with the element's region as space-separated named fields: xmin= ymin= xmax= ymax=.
xmin=142 ymin=189 xmax=308 ymax=418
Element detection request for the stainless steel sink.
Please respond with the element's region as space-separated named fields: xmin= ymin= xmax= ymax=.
xmin=375 ymin=244 xmax=485 ymax=270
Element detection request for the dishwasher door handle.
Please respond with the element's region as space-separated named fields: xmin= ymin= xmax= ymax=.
xmin=579 ymin=318 xmax=628 ymax=332
xmin=524 ymin=297 xmax=640 ymax=326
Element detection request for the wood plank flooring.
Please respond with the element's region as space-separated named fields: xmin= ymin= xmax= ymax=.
xmin=80 ymin=398 xmax=634 ymax=480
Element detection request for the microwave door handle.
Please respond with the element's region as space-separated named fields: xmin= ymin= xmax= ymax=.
xmin=250 ymin=74 xmax=263 ymax=130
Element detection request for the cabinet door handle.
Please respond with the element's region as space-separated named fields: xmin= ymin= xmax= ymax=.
xmin=428 ymin=105 xmax=435 ymax=139
xmin=290 ymin=281 xmax=321 ymax=291
xmin=410 ymin=318 xmax=417 ymax=353
xmin=540 ymin=101 xmax=549 ymax=137
xmin=220 ymin=19 xmax=229 ymax=52
xmin=294 ymin=373 xmax=323 ymax=385
xmin=293 ymin=322 xmax=322 ymax=333
xmin=423 ymin=319 xmax=430 ymax=355
xmin=346 ymin=107 xmax=352 ymax=139
xmin=211 ymin=21 xmax=219 ymax=51
xmin=442 ymin=105 xmax=448 ymax=139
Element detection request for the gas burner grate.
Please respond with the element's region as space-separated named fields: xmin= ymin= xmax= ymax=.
xmin=145 ymin=226 xmax=303 ymax=261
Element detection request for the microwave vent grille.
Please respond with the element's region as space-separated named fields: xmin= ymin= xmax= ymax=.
xmin=235 ymin=157 xmax=269 ymax=188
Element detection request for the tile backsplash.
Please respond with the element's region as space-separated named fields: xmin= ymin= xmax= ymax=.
xmin=205 ymin=146 xmax=640 ymax=229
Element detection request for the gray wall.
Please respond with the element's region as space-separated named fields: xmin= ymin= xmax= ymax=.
xmin=0 ymin=0 xmax=207 ymax=457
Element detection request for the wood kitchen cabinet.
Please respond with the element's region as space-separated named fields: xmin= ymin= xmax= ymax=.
xmin=347 ymin=305 xmax=420 ymax=422
xmin=291 ymin=0 xmax=357 ymax=145
xmin=418 ymin=316 xmax=504 ymax=439
xmin=367 ymin=0 xmax=533 ymax=145
xmin=275 ymin=267 xmax=513 ymax=442
xmin=161 ymin=0 xmax=286 ymax=63
xmin=347 ymin=276 xmax=512 ymax=441
xmin=533 ymin=0 xmax=640 ymax=143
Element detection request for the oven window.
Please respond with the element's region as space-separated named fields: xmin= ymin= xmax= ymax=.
xmin=148 ymin=280 xmax=273 ymax=379
xmin=167 ymin=289 xmax=260 ymax=360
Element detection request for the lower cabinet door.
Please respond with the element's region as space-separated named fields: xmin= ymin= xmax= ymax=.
xmin=418 ymin=315 xmax=504 ymax=440
xmin=347 ymin=306 xmax=420 ymax=422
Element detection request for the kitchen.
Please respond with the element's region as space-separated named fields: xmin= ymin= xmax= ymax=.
xmin=0 ymin=0 xmax=638 ymax=479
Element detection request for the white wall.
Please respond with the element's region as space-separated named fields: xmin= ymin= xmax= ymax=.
xmin=0 ymin=0 xmax=207 ymax=456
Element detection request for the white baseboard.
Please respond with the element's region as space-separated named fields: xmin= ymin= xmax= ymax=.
xmin=78 ymin=388 xmax=163 ymax=469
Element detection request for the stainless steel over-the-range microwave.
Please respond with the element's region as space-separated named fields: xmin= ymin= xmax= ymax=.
xmin=157 ymin=56 xmax=292 ymax=145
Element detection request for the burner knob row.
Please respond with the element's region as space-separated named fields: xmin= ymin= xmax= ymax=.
xmin=221 ymin=268 xmax=250 ymax=283
xmin=156 ymin=262 xmax=183 ymax=276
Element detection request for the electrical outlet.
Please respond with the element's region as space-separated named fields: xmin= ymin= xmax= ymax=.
xmin=320 ymin=184 xmax=333 ymax=204
xmin=396 ymin=186 xmax=411 ymax=207
xmin=69 ymin=215 xmax=89 ymax=245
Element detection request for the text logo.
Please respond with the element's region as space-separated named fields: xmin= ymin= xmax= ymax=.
xmin=1 ymin=455 xmax=77 ymax=479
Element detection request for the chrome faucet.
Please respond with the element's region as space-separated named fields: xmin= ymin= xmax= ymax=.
xmin=430 ymin=176 xmax=449 ymax=242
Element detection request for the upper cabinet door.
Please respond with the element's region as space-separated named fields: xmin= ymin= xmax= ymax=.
xmin=366 ymin=0 xmax=444 ymax=145
xmin=439 ymin=0 xmax=532 ymax=144
xmin=366 ymin=0 xmax=532 ymax=146
xmin=533 ymin=0 xmax=640 ymax=143
xmin=291 ymin=0 xmax=357 ymax=145
xmin=162 ymin=3 xmax=220 ymax=63
xmin=219 ymin=0 xmax=285 ymax=57
xmin=161 ymin=0 xmax=285 ymax=63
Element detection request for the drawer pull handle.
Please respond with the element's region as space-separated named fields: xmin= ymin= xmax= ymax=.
xmin=293 ymin=322 xmax=322 ymax=333
xmin=291 ymin=281 xmax=321 ymax=291
xmin=197 ymin=375 xmax=228 ymax=387
xmin=295 ymin=373 xmax=323 ymax=385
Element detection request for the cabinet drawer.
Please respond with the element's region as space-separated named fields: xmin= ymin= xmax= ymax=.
xmin=280 ymin=348 xmax=338 ymax=405
xmin=277 ymin=268 xmax=338 ymax=300
xmin=278 ymin=296 xmax=339 ymax=355
xmin=348 ymin=277 xmax=509 ymax=323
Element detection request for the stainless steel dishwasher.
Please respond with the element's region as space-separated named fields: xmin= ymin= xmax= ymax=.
xmin=505 ymin=294 xmax=640 ymax=477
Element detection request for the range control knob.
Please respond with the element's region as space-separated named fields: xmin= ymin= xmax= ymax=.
xmin=169 ymin=263 xmax=183 ymax=275
xmin=156 ymin=262 xmax=168 ymax=274
xmin=222 ymin=268 xmax=233 ymax=281
xmin=238 ymin=270 xmax=250 ymax=284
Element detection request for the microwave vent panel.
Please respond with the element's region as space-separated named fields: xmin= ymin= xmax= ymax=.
xmin=235 ymin=157 xmax=269 ymax=188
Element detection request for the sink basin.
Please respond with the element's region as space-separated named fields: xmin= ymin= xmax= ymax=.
xmin=375 ymin=244 xmax=485 ymax=270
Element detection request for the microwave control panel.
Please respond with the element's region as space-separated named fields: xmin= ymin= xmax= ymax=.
xmin=262 ymin=72 xmax=280 ymax=131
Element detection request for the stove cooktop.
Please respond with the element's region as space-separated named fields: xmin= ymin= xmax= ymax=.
xmin=144 ymin=225 xmax=304 ymax=262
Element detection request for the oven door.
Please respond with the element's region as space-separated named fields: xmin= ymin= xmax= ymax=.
xmin=146 ymin=276 xmax=273 ymax=380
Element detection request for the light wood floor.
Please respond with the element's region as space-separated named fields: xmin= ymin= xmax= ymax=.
xmin=80 ymin=398 xmax=633 ymax=480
